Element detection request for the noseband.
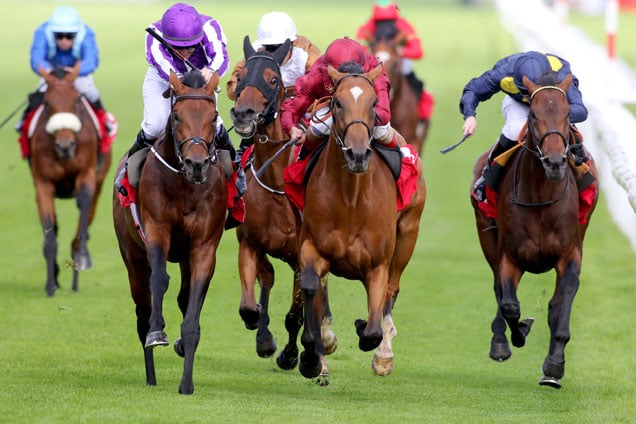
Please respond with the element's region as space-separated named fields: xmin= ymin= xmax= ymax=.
xmin=169 ymin=92 xmax=218 ymax=174
xmin=330 ymin=74 xmax=376 ymax=151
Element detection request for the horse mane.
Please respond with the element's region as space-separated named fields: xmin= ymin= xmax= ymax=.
xmin=535 ymin=71 xmax=562 ymax=86
xmin=338 ymin=61 xmax=365 ymax=74
xmin=374 ymin=19 xmax=399 ymax=42
xmin=181 ymin=70 xmax=207 ymax=89
xmin=50 ymin=66 xmax=70 ymax=79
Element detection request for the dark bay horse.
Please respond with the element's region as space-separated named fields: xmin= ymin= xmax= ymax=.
xmin=113 ymin=70 xmax=227 ymax=394
xmin=229 ymin=36 xmax=337 ymax=368
xmin=29 ymin=62 xmax=111 ymax=296
xmin=298 ymin=64 xmax=426 ymax=385
xmin=370 ymin=23 xmax=427 ymax=154
xmin=470 ymin=73 xmax=598 ymax=388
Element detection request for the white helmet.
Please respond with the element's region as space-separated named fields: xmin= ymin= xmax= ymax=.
xmin=256 ymin=11 xmax=297 ymax=46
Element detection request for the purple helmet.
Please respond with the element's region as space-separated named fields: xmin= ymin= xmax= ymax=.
xmin=161 ymin=3 xmax=203 ymax=47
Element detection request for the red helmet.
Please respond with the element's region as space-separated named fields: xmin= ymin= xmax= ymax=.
xmin=324 ymin=37 xmax=366 ymax=69
xmin=372 ymin=2 xmax=399 ymax=21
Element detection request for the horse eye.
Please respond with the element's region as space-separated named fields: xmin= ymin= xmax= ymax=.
xmin=172 ymin=113 xmax=180 ymax=123
xmin=270 ymin=77 xmax=278 ymax=85
xmin=334 ymin=98 xmax=341 ymax=108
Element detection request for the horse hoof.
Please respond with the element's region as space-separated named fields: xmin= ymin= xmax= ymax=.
xmin=299 ymin=352 xmax=321 ymax=379
xmin=315 ymin=373 xmax=330 ymax=387
xmin=73 ymin=254 xmax=93 ymax=271
xmin=239 ymin=308 xmax=259 ymax=330
xmin=539 ymin=375 xmax=562 ymax=389
xmin=276 ymin=345 xmax=299 ymax=370
xmin=489 ymin=342 xmax=512 ymax=361
xmin=372 ymin=353 xmax=394 ymax=376
xmin=174 ymin=337 xmax=185 ymax=357
xmin=323 ymin=335 xmax=339 ymax=355
xmin=511 ymin=318 xmax=534 ymax=348
xmin=256 ymin=335 xmax=277 ymax=358
xmin=145 ymin=331 xmax=169 ymax=348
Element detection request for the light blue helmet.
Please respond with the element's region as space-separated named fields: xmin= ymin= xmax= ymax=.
xmin=48 ymin=6 xmax=83 ymax=33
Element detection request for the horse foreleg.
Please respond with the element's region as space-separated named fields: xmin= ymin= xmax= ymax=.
xmin=489 ymin=306 xmax=511 ymax=361
xmin=145 ymin=243 xmax=170 ymax=348
xmin=372 ymin=313 xmax=397 ymax=376
xmin=355 ymin=267 xmax=388 ymax=352
xmin=298 ymin=247 xmax=329 ymax=380
xmin=71 ymin=184 xmax=94 ymax=293
xmin=277 ymin=271 xmax=303 ymax=370
xmin=34 ymin=181 xmax=59 ymax=296
xmin=540 ymin=259 xmax=581 ymax=388
xmin=254 ymin=258 xmax=277 ymax=358
xmin=497 ymin=258 xmax=533 ymax=348
xmin=237 ymin=242 xmax=259 ymax=329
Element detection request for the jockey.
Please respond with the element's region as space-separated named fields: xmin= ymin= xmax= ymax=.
xmin=460 ymin=51 xmax=588 ymax=201
xmin=226 ymin=11 xmax=321 ymax=164
xmin=356 ymin=1 xmax=434 ymax=123
xmin=281 ymin=37 xmax=394 ymax=155
xmin=122 ymin=2 xmax=234 ymax=172
xmin=17 ymin=5 xmax=117 ymax=158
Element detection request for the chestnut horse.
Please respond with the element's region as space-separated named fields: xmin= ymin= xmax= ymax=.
xmin=229 ymin=36 xmax=337 ymax=368
xmin=370 ymin=23 xmax=427 ymax=154
xmin=470 ymin=73 xmax=598 ymax=388
xmin=113 ymin=70 xmax=226 ymax=394
xmin=297 ymin=63 xmax=426 ymax=385
xmin=29 ymin=62 xmax=111 ymax=296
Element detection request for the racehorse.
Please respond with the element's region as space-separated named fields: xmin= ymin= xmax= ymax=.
xmin=229 ymin=36 xmax=337 ymax=368
xmin=297 ymin=63 xmax=426 ymax=384
xmin=470 ymin=72 xmax=598 ymax=388
xmin=29 ymin=62 xmax=111 ymax=296
xmin=370 ymin=22 xmax=427 ymax=154
xmin=112 ymin=70 xmax=227 ymax=394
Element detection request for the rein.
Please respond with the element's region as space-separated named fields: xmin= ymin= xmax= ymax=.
xmin=510 ymin=147 xmax=571 ymax=207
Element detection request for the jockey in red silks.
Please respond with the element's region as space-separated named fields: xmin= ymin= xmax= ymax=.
xmin=356 ymin=1 xmax=434 ymax=123
xmin=17 ymin=5 xmax=117 ymax=161
xmin=281 ymin=37 xmax=395 ymax=155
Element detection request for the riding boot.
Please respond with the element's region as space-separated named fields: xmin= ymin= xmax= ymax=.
xmin=404 ymin=71 xmax=424 ymax=96
xmin=15 ymin=91 xmax=44 ymax=133
xmin=115 ymin=129 xmax=154 ymax=190
xmin=473 ymin=134 xmax=516 ymax=201
xmin=89 ymin=99 xmax=118 ymax=139
xmin=298 ymin=129 xmax=327 ymax=160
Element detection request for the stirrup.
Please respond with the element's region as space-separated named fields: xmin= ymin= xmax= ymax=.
xmin=473 ymin=175 xmax=486 ymax=202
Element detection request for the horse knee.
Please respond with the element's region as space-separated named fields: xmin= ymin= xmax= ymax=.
xmin=499 ymin=301 xmax=520 ymax=322
xmin=300 ymin=267 xmax=320 ymax=298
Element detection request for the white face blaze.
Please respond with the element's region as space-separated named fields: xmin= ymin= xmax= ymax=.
xmin=349 ymin=86 xmax=364 ymax=104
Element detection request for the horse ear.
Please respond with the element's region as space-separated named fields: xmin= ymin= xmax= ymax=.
xmin=205 ymin=71 xmax=220 ymax=95
xmin=272 ymin=39 xmax=292 ymax=65
xmin=170 ymin=70 xmax=183 ymax=92
xmin=522 ymin=75 xmax=538 ymax=93
xmin=559 ymin=73 xmax=573 ymax=91
xmin=327 ymin=64 xmax=344 ymax=82
xmin=367 ymin=64 xmax=384 ymax=81
xmin=243 ymin=35 xmax=256 ymax=60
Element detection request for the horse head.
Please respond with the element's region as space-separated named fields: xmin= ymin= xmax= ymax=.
xmin=230 ymin=35 xmax=290 ymax=138
xmin=168 ymin=69 xmax=220 ymax=184
xmin=39 ymin=62 xmax=82 ymax=160
xmin=327 ymin=63 xmax=383 ymax=173
xmin=370 ymin=31 xmax=406 ymax=90
xmin=523 ymin=73 xmax=573 ymax=181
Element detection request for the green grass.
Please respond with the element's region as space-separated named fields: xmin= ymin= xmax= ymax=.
xmin=1 ymin=2 xmax=635 ymax=423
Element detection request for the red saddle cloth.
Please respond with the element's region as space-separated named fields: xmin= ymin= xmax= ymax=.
xmin=283 ymin=143 xmax=420 ymax=213
xmin=17 ymin=105 xmax=116 ymax=159
xmin=116 ymin=168 xmax=245 ymax=230
xmin=475 ymin=179 xmax=597 ymax=225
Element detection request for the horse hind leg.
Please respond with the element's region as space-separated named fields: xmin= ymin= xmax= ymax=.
xmin=321 ymin=277 xmax=338 ymax=355
xmin=277 ymin=271 xmax=303 ymax=370
xmin=43 ymin=218 xmax=59 ymax=297
xmin=71 ymin=184 xmax=94 ymax=273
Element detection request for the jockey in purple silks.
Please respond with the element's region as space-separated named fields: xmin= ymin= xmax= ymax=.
xmin=121 ymin=2 xmax=235 ymax=171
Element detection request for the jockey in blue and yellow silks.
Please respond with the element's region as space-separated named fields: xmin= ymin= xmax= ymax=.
xmin=459 ymin=51 xmax=588 ymax=201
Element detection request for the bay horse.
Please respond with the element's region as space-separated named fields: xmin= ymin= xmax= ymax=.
xmin=370 ymin=23 xmax=427 ymax=154
xmin=470 ymin=72 xmax=598 ymax=388
xmin=29 ymin=62 xmax=111 ymax=296
xmin=112 ymin=70 xmax=227 ymax=394
xmin=297 ymin=63 xmax=426 ymax=385
xmin=229 ymin=36 xmax=337 ymax=368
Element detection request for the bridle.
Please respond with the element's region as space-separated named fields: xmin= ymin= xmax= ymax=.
xmin=161 ymin=92 xmax=218 ymax=175
xmin=329 ymin=73 xmax=376 ymax=152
